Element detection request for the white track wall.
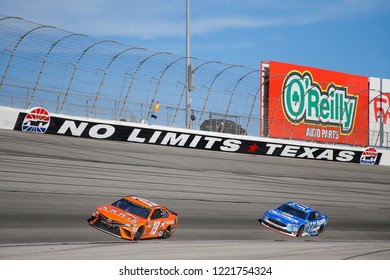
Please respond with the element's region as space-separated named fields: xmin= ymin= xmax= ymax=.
xmin=2 ymin=106 xmax=389 ymax=166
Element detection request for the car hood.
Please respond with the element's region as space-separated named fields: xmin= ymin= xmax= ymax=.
xmin=266 ymin=209 xmax=304 ymax=225
xmin=97 ymin=205 xmax=143 ymax=225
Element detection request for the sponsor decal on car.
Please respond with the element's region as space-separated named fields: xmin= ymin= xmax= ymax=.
xmin=13 ymin=109 xmax=382 ymax=165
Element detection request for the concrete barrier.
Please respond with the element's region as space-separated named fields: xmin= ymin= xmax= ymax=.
xmin=2 ymin=106 xmax=389 ymax=166
xmin=0 ymin=106 xmax=20 ymax=130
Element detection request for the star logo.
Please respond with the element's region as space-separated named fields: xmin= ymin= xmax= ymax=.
xmin=248 ymin=143 xmax=259 ymax=153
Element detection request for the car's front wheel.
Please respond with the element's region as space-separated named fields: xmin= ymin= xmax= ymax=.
xmin=134 ymin=226 xmax=145 ymax=241
xmin=162 ymin=226 xmax=172 ymax=239
xmin=317 ymin=225 xmax=325 ymax=236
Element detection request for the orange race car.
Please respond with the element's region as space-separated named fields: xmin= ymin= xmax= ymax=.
xmin=88 ymin=195 xmax=178 ymax=241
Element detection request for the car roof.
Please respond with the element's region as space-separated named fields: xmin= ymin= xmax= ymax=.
xmin=124 ymin=195 xmax=163 ymax=210
xmin=284 ymin=201 xmax=312 ymax=213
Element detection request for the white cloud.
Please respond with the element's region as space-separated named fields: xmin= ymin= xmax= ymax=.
xmin=192 ymin=17 xmax=282 ymax=34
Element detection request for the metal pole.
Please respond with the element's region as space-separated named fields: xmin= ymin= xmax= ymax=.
xmin=186 ymin=0 xmax=191 ymax=129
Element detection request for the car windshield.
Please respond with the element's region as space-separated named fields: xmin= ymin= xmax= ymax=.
xmin=277 ymin=204 xmax=307 ymax=220
xmin=112 ymin=198 xmax=151 ymax=219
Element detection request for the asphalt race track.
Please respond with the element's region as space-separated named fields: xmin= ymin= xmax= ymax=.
xmin=0 ymin=129 xmax=390 ymax=259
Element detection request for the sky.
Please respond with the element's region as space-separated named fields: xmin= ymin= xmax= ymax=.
xmin=1 ymin=0 xmax=390 ymax=78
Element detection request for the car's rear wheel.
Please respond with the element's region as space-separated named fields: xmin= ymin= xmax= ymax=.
xmin=296 ymin=226 xmax=304 ymax=237
xmin=134 ymin=226 xmax=145 ymax=241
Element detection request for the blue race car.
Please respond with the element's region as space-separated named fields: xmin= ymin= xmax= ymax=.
xmin=260 ymin=202 xmax=328 ymax=237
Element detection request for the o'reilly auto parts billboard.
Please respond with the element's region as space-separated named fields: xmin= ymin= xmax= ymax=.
xmin=262 ymin=61 xmax=369 ymax=146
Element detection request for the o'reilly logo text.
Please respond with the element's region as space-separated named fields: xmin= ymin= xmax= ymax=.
xmin=282 ymin=71 xmax=358 ymax=134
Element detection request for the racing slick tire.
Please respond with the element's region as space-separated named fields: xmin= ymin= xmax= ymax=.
xmin=134 ymin=226 xmax=145 ymax=241
xmin=317 ymin=225 xmax=325 ymax=236
xmin=162 ymin=226 xmax=172 ymax=239
xmin=296 ymin=226 xmax=304 ymax=237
